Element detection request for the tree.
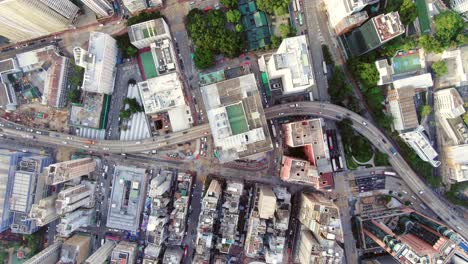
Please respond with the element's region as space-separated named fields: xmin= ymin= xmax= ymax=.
xmin=220 ymin=0 xmax=237 ymax=8
xmin=434 ymin=11 xmax=465 ymax=46
xmin=432 ymin=60 xmax=448 ymax=77
xmin=126 ymin=46 xmax=138 ymax=57
xmin=226 ymin=10 xmax=241 ymax=23
xmin=404 ymin=201 xmax=411 ymax=206
xmin=349 ymin=61 xmax=379 ymax=88
xmin=69 ymin=65 xmax=84 ymax=87
xmin=463 ymin=112 xmax=468 ymax=125
xmin=67 ymin=88 xmax=81 ymax=103
xmin=279 ymin=24 xmax=290 ymax=38
xmin=127 ymin=11 xmax=163 ymax=26
xmin=119 ymin=110 xmax=131 ymax=120
xmin=235 ymin=24 xmax=243 ymax=32
xmin=270 ymin=35 xmax=281 ymax=48
xmin=418 ymin=35 xmax=443 ymax=53
xmin=194 ymin=47 xmax=214 ymax=69
xmin=256 ymin=0 xmax=290 ymax=14
xmin=420 ymin=105 xmax=432 ymax=117
xmin=399 ymin=0 xmax=418 ymax=25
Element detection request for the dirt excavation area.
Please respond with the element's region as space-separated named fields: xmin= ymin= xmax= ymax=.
xmin=17 ymin=103 xmax=70 ymax=133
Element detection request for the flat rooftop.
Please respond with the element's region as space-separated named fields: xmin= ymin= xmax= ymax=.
xmin=200 ymin=73 xmax=273 ymax=163
xmin=107 ymin=166 xmax=147 ymax=232
xmin=373 ymin=12 xmax=405 ymax=43
xmin=266 ymin=35 xmax=314 ymax=94
xmin=137 ymin=73 xmax=185 ymax=114
xmin=128 ymin=18 xmax=169 ymax=43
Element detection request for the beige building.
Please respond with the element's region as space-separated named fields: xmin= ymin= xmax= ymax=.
xmin=44 ymin=158 xmax=96 ymax=185
xmin=387 ymin=88 xmax=419 ymax=131
xmin=434 ymin=88 xmax=466 ymax=119
xmin=0 ymin=0 xmax=78 ymax=42
xmin=258 ymin=186 xmax=276 ymax=219
xmin=122 ymin=0 xmax=147 ymax=13
xmin=59 ymin=234 xmax=91 ymax=264
xmin=85 ymin=240 xmax=116 ymax=264
xmin=445 ymin=144 xmax=468 ymax=183
xmin=81 ymin=0 xmax=114 ymax=17
xmin=29 ymin=195 xmax=59 ymax=226
xmin=56 ymin=182 xmax=96 ymax=215
xmin=111 ymin=241 xmax=137 ymax=264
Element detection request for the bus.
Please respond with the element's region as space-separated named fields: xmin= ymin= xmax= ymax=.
xmin=298 ymin=12 xmax=304 ymax=26
xmin=328 ymin=135 xmax=334 ymax=150
xmin=338 ymin=156 xmax=343 ymax=169
xmin=295 ymin=0 xmax=302 ymax=12
xmin=292 ymin=0 xmax=298 ymax=12
xmin=271 ymin=125 xmax=277 ymax=137
xmin=332 ymin=158 xmax=337 ymax=172
xmin=383 ymin=171 xmax=397 ymax=176
xmin=323 ymin=61 xmax=327 ymax=74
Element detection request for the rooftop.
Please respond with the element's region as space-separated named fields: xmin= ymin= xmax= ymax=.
xmin=138 ymin=73 xmax=185 ymax=114
xmin=128 ymin=18 xmax=169 ymax=43
xmin=387 ymin=88 xmax=419 ymax=131
xmin=69 ymin=92 xmax=105 ymax=128
xmin=263 ymin=35 xmax=314 ymax=94
xmin=280 ymin=156 xmax=319 ymax=187
xmin=75 ymin=32 xmax=117 ymax=95
xmin=200 ymin=73 xmax=273 ymax=163
xmin=107 ymin=166 xmax=147 ymax=232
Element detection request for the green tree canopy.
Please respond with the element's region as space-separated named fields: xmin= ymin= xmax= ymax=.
xmin=434 ymin=11 xmax=465 ymax=46
xmin=194 ymin=47 xmax=214 ymax=69
xmin=220 ymin=0 xmax=237 ymax=8
xmin=226 ymin=10 xmax=241 ymax=23
xmin=186 ymin=9 xmax=243 ymax=68
xmin=348 ymin=60 xmax=379 ymax=88
xmin=67 ymin=88 xmax=81 ymax=103
xmin=256 ymin=0 xmax=290 ymax=14
xmin=418 ymin=35 xmax=443 ymax=53
xmin=463 ymin=112 xmax=468 ymax=125
xmin=399 ymin=0 xmax=418 ymax=25
xmin=432 ymin=60 xmax=448 ymax=77
xmin=420 ymin=105 xmax=432 ymax=117
xmin=235 ymin=24 xmax=243 ymax=32
xmin=127 ymin=11 xmax=163 ymax=26
xmin=270 ymin=35 xmax=282 ymax=48
xmin=279 ymin=24 xmax=291 ymax=38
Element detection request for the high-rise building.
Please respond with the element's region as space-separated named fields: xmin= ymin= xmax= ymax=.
xmin=57 ymin=209 xmax=94 ymax=237
xmin=0 ymin=0 xmax=78 ymax=42
xmin=74 ymin=32 xmax=118 ymax=95
xmin=358 ymin=208 xmax=461 ymax=263
xmin=128 ymin=18 xmax=171 ymax=49
xmin=325 ymin=0 xmax=378 ymax=29
xmin=296 ymin=193 xmax=344 ymax=264
xmin=24 ymin=241 xmax=63 ymax=264
xmin=200 ymin=73 xmax=273 ymax=163
xmin=451 ymin=0 xmax=468 ymax=19
xmin=445 ymin=144 xmax=468 ymax=183
xmin=400 ymin=125 xmax=441 ymax=167
xmin=85 ymin=240 xmax=117 ymax=264
xmin=0 ymin=150 xmax=29 ymax=232
xmin=59 ymin=234 xmax=91 ymax=264
xmin=122 ymin=0 xmax=147 ymax=13
xmin=9 ymin=155 xmax=53 ymax=234
xmin=81 ymin=0 xmax=114 ymax=17
xmin=257 ymin=186 xmax=276 ymax=219
xmin=29 ymin=195 xmax=59 ymax=226
xmin=111 ymin=241 xmax=137 ymax=264
xmin=434 ymin=88 xmax=466 ymax=119
xmin=107 ymin=166 xmax=147 ymax=232
xmin=344 ymin=12 xmax=405 ymax=56
xmin=55 ymin=182 xmax=96 ymax=215
xmin=44 ymin=158 xmax=96 ymax=185
xmin=258 ymin=35 xmax=315 ymax=95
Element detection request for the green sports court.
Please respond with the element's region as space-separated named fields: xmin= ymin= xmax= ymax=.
xmin=392 ymin=52 xmax=421 ymax=74
xmin=140 ymin=51 xmax=157 ymax=79
xmin=226 ymin=103 xmax=249 ymax=135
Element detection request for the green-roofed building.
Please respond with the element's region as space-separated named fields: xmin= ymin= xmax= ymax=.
xmin=239 ymin=0 xmax=271 ymax=51
xmin=344 ymin=12 xmax=405 ymax=57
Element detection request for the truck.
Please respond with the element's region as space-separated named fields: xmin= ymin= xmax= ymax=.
xmin=84 ymin=140 xmax=95 ymax=145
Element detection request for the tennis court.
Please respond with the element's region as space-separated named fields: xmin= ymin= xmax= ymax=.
xmin=416 ymin=0 xmax=431 ymax=34
xmin=226 ymin=103 xmax=248 ymax=135
xmin=140 ymin=51 xmax=157 ymax=79
xmin=392 ymin=53 xmax=421 ymax=74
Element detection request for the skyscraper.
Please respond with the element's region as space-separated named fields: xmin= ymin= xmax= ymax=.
xmin=80 ymin=0 xmax=114 ymax=17
xmin=44 ymin=158 xmax=96 ymax=185
xmin=0 ymin=0 xmax=79 ymax=42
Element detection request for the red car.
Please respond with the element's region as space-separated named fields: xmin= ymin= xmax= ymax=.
xmin=184 ymin=246 xmax=189 ymax=257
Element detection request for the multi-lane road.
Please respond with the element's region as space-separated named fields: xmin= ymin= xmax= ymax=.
xmin=1 ymin=101 xmax=467 ymax=240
